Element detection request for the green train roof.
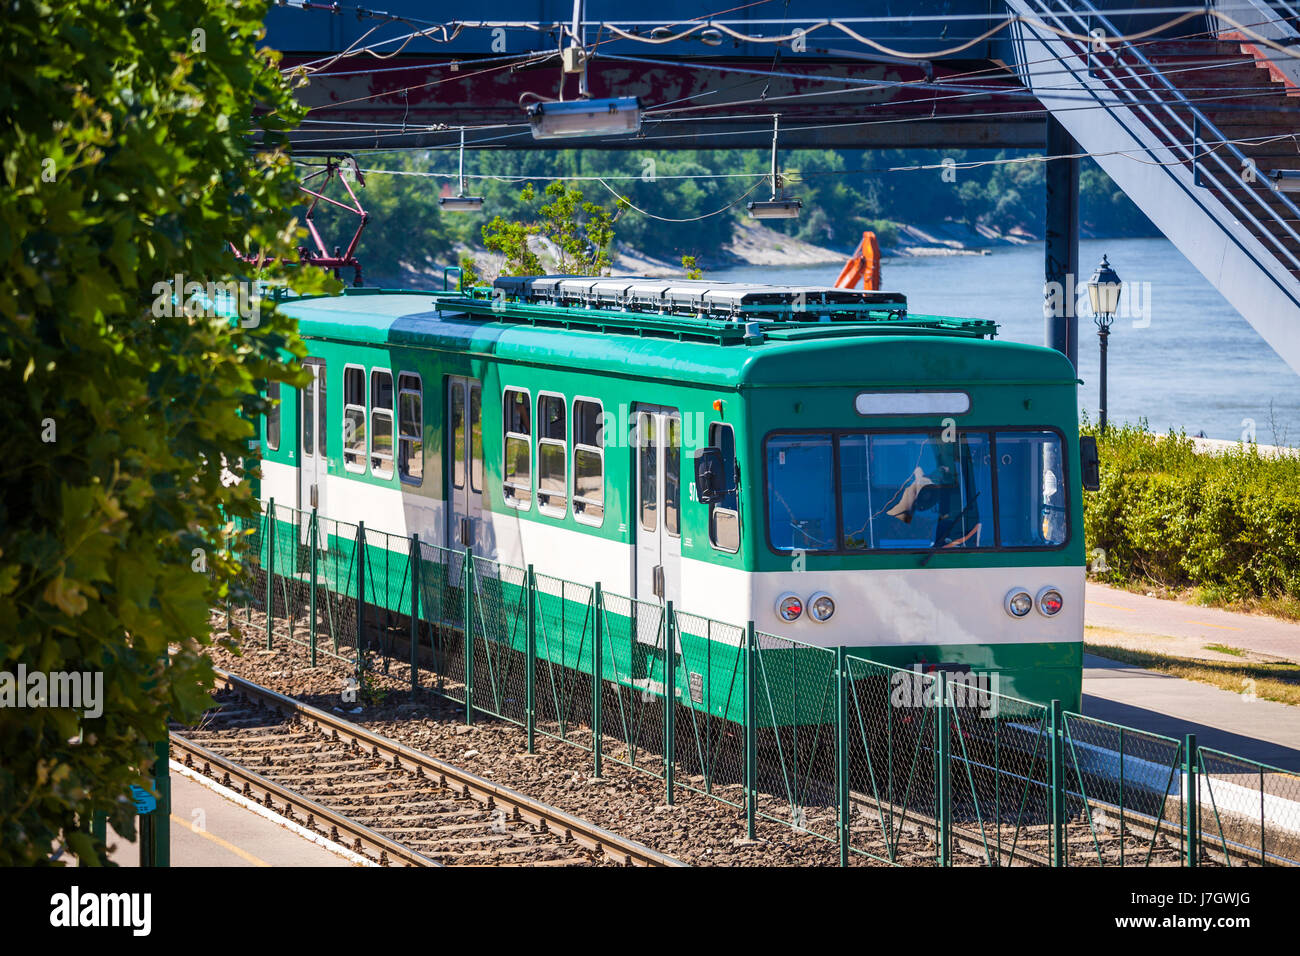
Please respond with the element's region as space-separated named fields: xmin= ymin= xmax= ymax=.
xmin=277 ymin=279 xmax=1079 ymax=390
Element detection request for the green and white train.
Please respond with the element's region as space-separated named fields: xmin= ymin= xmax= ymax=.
xmin=256 ymin=276 xmax=1093 ymax=710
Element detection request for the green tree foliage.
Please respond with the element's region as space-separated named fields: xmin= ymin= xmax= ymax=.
xmin=474 ymin=181 xmax=626 ymax=280
xmin=350 ymin=146 xmax=1152 ymax=280
xmin=0 ymin=0 xmax=335 ymax=864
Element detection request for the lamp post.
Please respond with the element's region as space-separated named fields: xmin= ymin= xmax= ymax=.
xmin=1087 ymin=254 xmax=1123 ymax=431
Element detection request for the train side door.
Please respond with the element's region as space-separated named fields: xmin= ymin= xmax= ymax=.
xmin=634 ymin=405 xmax=682 ymax=608
xmin=447 ymin=376 xmax=485 ymax=551
xmin=298 ymin=358 xmax=327 ymax=544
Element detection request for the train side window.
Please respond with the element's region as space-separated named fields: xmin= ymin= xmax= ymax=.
xmin=470 ymin=384 xmax=483 ymax=493
xmin=638 ymin=412 xmax=657 ymax=532
xmin=572 ymin=398 xmax=604 ymax=526
xmin=709 ymin=423 xmax=739 ymax=552
xmin=503 ymin=387 xmax=532 ymax=508
xmin=370 ymin=369 xmax=394 ymax=479
xmin=665 ymin=415 xmax=681 ymax=538
xmin=266 ymin=381 xmax=280 ymax=452
xmin=317 ymin=365 xmax=326 ymax=456
xmin=451 ymin=385 xmax=465 ymax=490
xmin=537 ymin=392 xmax=567 ymax=516
xmin=343 ymin=365 xmax=366 ymax=472
xmin=301 ymin=378 xmax=314 ymax=457
xmin=397 ymin=372 xmax=422 ymax=485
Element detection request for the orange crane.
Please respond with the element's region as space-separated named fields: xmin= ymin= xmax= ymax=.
xmin=834 ymin=231 xmax=881 ymax=291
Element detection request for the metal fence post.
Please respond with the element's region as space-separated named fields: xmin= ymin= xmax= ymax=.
xmin=308 ymin=510 xmax=318 ymax=668
xmin=1050 ymin=698 xmax=1065 ymax=867
xmin=410 ymin=534 xmax=420 ymax=695
xmin=937 ymin=672 xmax=951 ymax=867
xmin=140 ymin=738 xmax=171 ymax=867
xmin=526 ymin=565 xmax=536 ymax=754
xmin=224 ymin=522 xmax=232 ymax=632
xmin=265 ymin=498 xmax=275 ymax=650
xmin=592 ymin=582 xmax=603 ymax=778
xmin=1185 ymin=733 xmax=1199 ymax=867
xmin=664 ymin=600 xmax=675 ymax=805
xmin=463 ymin=546 xmax=474 ymax=725
xmin=152 ymin=738 xmax=170 ymax=868
xmin=138 ymin=807 xmax=154 ymax=867
xmin=745 ymin=620 xmax=757 ymax=841
xmin=356 ymin=521 xmax=366 ymax=683
xmin=836 ymin=646 xmax=850 ymax=868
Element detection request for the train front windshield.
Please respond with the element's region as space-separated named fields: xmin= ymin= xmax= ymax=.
xmin=766 ymin=430 xmax=1067 ymax=553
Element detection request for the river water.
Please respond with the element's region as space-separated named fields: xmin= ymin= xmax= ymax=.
xmin=712 ymin=237 xmax=1300 ymax=444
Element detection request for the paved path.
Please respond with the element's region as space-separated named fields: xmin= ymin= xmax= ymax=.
xmin=1083 ymin=654 xmax=1300 ymax=771
xmin=103 ymin=770 xmax=358 ymax=867
xmin=1085 ymin=581 xmax=1300 ymax=662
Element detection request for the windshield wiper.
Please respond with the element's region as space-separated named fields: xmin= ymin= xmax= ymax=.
xmin=918 ymin=495 xmax=980 ymax=567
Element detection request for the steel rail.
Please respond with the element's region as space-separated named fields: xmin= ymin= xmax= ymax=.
xmin=846 ymin=791 xmax=1053 ymax=867
xmin=170 ymin=731 xmax=441 ymax=867
xmin=208 ymin=667 xmax=687 ymax=867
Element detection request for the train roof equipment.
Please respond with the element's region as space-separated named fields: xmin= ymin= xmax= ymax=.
xmin=422 ymin=275 xmax=998 ymax=345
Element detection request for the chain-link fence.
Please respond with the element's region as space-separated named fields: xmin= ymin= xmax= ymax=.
xmin=672 ymin=612 xmax=746 ymax=806
xmin=229 ymin=500 xmax=1300 ymax=867
xmin=752 ymin=631 xmax=838 ymax=844
xmin=598 ymin=590 xmax=667 ymax=779
xmin=468 ymin=554 xmax=529 ymax=726
xmin=1060 ymin=713 xmax=1187 ymax=866
xmin=950 ymin=686 xmax=1053 ymax=867
xmin=417 ymin=540 xmax=467 ymax=701
xmin=845 ymin=655 xmax=940 ymax=864
xmin=1199 ymin=748 xmax=1300 ymax=866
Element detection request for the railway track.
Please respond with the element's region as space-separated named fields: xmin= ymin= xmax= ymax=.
xmin=847 ymin=788 xmax=1286 ymax=867
xmin=175 ymin=668 xmax=686 ymax=867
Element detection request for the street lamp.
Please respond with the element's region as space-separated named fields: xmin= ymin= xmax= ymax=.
xmin=1087 ymin=254 xmax=1123 ymax=431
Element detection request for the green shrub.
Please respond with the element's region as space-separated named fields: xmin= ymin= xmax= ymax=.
xmin=1084 ymin=423 xmax=1300 ymax=602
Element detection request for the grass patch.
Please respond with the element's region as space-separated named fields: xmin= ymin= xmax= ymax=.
xmin=1086 ymin=642 xmax=1300 ymax=707
xmin=1204 ymin=643 xmax=1246 ymax=658
xmin=1187 ymin=586 xmax=1300 ymax=623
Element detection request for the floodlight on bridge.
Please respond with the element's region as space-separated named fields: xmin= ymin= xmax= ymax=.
xmin=1268 ymin=169 xmax=1300 ymax=193
xmin=439 ymin=128 xmax=484 ymax=213
xmin=439 ymin=196 xmax=484 ymax=212
xmin=748 ymin=114 xmax=802 ymax=220
xmin=527 ymin=97 xmax=642 ymax=140
xmin=746 ymin=199 xmax=803 ymax=220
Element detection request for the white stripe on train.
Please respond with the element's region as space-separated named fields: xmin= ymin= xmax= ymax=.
xmin=261 ymin=460 xmax=1082 ymax=647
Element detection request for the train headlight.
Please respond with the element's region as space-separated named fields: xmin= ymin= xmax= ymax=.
xmin=1004 ymin=588 xmax=1033 ymax=618
xmin=808 ymin=592 xmax=835 ymax=622
xmin=1037 ymin=587 xmax=1064 ymax=617
xmin=776 ymin=593 xmax=804 ymax=622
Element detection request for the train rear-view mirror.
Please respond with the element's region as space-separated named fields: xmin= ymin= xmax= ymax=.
xmin=694 ymin=447 xmax=726 ymax=504
xmin=1080 ymin=436 xmax=1100 ymax=492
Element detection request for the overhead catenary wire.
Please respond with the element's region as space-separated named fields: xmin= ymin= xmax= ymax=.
xmin=283 ymin=27 xmax=1300 ymax=133
xmin=337 ymin=129 xmax=1300 ymax=181
xmin=282 ymin=66 xmax=1299 ymax=145
xmin=271 ymin=4 xmax=1300 ymax=178
xmin=318 ymin=128 xmax=1299 ymax=226
xmin=271 ymin=4 xmax=1300 ymax=66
